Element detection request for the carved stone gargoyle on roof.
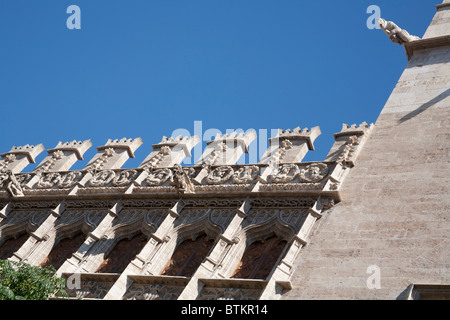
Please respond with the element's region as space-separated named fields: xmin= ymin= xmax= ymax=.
xmin=378 ymin=18 xmax=421 ymax=45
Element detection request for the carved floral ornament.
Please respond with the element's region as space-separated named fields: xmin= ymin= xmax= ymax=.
xmin=4 ymin=154 xmax=16 ymax=162
xmin=52 ymin=150 xmax=65 ymax=160
xmin=35 ymin=171 xmax=84 ymax=189
xmin=336 ymin=135 xmax=360 ymax=166
xmin=205 ymin=165 xmax=259 ymax=185
xmin=87 ymin=169 xmax=137 ymax=188
xmin=146 ymin=168 xmax=173 ymax=186
xmin=267 ymin=163 xmax=329 ymax=184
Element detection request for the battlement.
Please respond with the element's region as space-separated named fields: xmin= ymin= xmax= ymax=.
xmin=0 ymin=123 xmax=374 ymax=200
xmin=269 ymin=126 xmax=321 ymax=151
xmin=1 ymin=144 xmax=45 ymax=164
xmin=333 ymin=122 xmax=374 ymax=138
xmin=152 ymin=135 xmax=200 ymax=157
xmin=97 ymin=137 xmax=143 ymax=158
xmin=47 ymin=140 xmax=92 ymax=161
xmin=206 ymin=131 xmax=257 ymax=153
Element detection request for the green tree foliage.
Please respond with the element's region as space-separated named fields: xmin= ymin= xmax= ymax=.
xmin=0 ymin=259 xmax=68 ymax=300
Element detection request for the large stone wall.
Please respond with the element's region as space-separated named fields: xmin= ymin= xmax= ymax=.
xmin=284 ymin=4 xmax=450 ymax=300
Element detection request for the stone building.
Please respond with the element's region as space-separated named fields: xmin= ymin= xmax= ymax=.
xmin=0 ymin=1 xmax=449 ymax=300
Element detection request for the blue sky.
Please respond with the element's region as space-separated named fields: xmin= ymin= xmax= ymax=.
xmin=0 ymin=1 xmax=436 ymax=170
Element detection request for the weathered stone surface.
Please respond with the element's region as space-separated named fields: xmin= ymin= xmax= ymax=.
xmin=0 ymin=1 xmax=447 ymax=301
xmin=283 ymin=3 xmax=450 ymax=300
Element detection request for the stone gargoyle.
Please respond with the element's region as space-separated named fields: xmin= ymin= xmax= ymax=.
xmin=378 ymin=18 xmax=421 ymax=45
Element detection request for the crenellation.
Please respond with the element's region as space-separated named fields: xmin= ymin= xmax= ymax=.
xmin=196 ymin=131 xmax=257 ymax=166
xmin=140 ymin=135 xmax=200 ymax=169
xmin=0 ymin=129 xmax=363 ymax=203
xmin=256 ymin=126 xmax=321 ymax=189
xmin=0 ymin=144 xmax=45 ymax=174
xmin=32 ymin=140 xmax=92 ymax=174
xmin=85 ymin=137 xmax=143 ymax=171
xmin=325 ymin=122 xmax=374 ymax=166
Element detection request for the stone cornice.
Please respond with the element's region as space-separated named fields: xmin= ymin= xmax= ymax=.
xmin=436 ymin=3 xmax=450 ymax=10
xmin=404 ymin=35 xmax=450 ymax=60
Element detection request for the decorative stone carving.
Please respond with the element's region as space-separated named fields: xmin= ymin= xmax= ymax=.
xmin=267 ymin=163 xmax=329 ymax=184
xmin=204 ymin=143 xmax=227 ymax=166
xmin=58 ymin=171 xmax=83 ymax=189
xmin=198 ymin=287 xmax=262 ymax=300
xmin=52 ymin=150 xmax=65 ymax=160
xmin=87 ymin=170 xmax=116 ymax=187
xmin=320 ymin=197 xmax=335 ymax=210
xmin=36 ymin=172 xmax=61 ymax=189
xmin=336 ymin=135 xmax=360 ymax=167
xmin=298 ymin=163 xmax=329 ymax=183
xmin=196 ymin=131 xmax=256 ymax=166
xmin=66 ymin=278 xmax=115 ymax=299
xmin=123 ymin=284 xmax=182 ymax=300
xmin=267 ymin=164 xmax=300 ymax=183
xmin=378 ymin=18 xmax=420 ymax=45
xmin=205 ymin=166 xmax=234 ymax=185
xmin=172 ymin=164 xmax=194 ymax=194
xmin=145 ymin=168 xmax=173 ymax=186
xmin=111 ymin=169 xmax=137 ymax=187
xmin=142 ymin=146 xmax=171 ymax=170
xmin=0 ymin=170 xmax=24 ymax=197
xmin=34 ymin=150 xmax=65 ymax=174
xmin=0 ymin=154 xmax=16 ymax=172
xmin=89 ymin=148 xmax=116 ymax=171
xmin=232 ymin=165 xmax=259 ymax=184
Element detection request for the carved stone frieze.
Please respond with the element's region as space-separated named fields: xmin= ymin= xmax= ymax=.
xmin=111 ymin=169 xmax=137 ymax=187
xmin=36 ymin=172 xmax=62 ymax=189
xmin=66 ymin=278 xmax=116 ymax=299
xmin=232 ymin=165 xmax=259 ymax=184
xmin=267 ymin=164 xmax=300 ymax=183
xmin=145 ymin=168 xmax=173 ymax=186
xmin=65 ymin=199 xmax=117 ymax=210
xmin=259 ymin=182 xmax=322 ymax=191
xmin=120 ymin=199 xmax=177 ymax=209
xmin=122 ymin=283 xmax=182 ymax=300
xmin=378 ymin=18 xmax=420 ymax=45
xmin=205 ymin=166 xmax=234 ymax=185
xmin=87 ymin=169 xmax=116 ymax=187
xmin=61 ymin=171 xmax=84 ymax=189
xmin=194 ymin=184 xmax=253 ymax=192
xmin=249 ymin=197 xmax=317 ymax=208
xmin=182 ymin=198 xmax=244 ymax=208
xmin=267 ymin=163 xmax=329 ymax=184
xmin=198 ymin=287 xmax=262 ymax=300
xmin=298 ymin=163 xmax=329 ymax=183
xmin=85 ymin=169 xmax=137 ymax=189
